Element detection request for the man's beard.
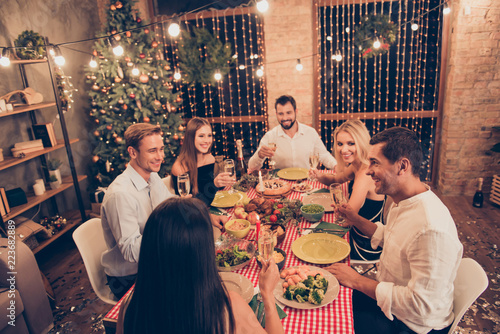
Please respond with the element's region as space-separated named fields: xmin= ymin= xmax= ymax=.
xmin=280 ymin=119 xmax=296 ymax=130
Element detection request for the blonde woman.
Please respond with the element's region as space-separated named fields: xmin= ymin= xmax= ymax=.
xmin=310 ymin=119 xmax=385 ymax=261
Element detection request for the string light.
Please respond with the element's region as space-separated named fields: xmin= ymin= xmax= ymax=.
xmin=109 ymin=37 xmax=124 ymax=56
xmin=256 ymin=67 xmax=264 ymax=77
xmin=214 ymin=69 xmax=222 ymax=81
xmin=443 ymin=3 xmax=451 ymax=15
xmin=373 ymin=38 xmax=381 ymax=49
xmin=89 ymin=55 xmax=98 ymax=68
xmin=131 ymin=66 xmax=140 ymax=76
xmin=334 ymin=50 xmax=342 ymax=62
xmin=52 ymin=45 xmax=66 ymax=66
xmin=256 ymin=0 xmax=269 ymax=13
xmin=295 ymin=59 xmax=303 ymax=71
xmin=168 ymin=22 xmax=180 ymax=37
xmin=411 ymin=22 xmax=419 ymax=31
xmin=0 ymin=48 xmax=10 ymax=67
xmin=173 ymin=69 xmax=181 ymax=80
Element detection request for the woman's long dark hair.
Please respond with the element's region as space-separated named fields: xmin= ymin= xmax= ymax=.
xmin=172 ymin=117 xmax=213 ymax=194
xmin=123 ymin=198 xmax=235 ymax=334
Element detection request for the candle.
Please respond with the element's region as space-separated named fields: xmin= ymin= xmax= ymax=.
xmin=33 ymin=183 xmax=44 ymax=196
xmin=258 ymin=170 xmax=264 ymax=192
xmin=255 ymin=214 xmax=260 ymax=246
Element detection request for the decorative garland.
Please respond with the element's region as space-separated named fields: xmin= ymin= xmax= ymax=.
xmin=354 ymin=14 xmax=398 ymax=59
xmin=14 ymin=30 xmax=46 ymax=60
xmin=177 ymin=27 xmax=234 ymax=86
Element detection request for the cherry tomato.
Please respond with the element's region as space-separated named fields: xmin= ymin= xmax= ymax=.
xmin=277 ymin=203 xmax=284 ymax=208
xmin=269 ymin=215 xmax=278 ymax=223
xmin=216 ymin=250 xmax=223 ymax=255
xmin=273 ymin=209 xmax=281 ymax=215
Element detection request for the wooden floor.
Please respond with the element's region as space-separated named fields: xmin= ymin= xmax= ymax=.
xmin=36 ymin=194 xmax=500 ymax=334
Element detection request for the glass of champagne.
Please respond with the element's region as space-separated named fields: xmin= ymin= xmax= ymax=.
xmin=267 ymin=142 xmax=277 ymax=175
xmin=308 ymin=152 xmax=320 ymax=181
xmin=224 ymin=159 xmax=236 ymax=193
xmin=177 ymin=173 xmax=191 ymax=197
xmin=258 ymin=228 xmax=274 ymax=264
xmin=329 ymin=183 xmax=348 ymax=224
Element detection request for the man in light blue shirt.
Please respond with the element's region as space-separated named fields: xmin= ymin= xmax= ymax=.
xmin=101 ymin=123 xmax=226 ymax=299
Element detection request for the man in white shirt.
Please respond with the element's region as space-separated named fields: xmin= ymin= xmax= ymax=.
xmin=247 ymin=95 xmax=336 ymax=172
xmin=327 ymin=127 xmax=463 ymax=334
xmin=101 ymin=123 xmax=227 ymax=299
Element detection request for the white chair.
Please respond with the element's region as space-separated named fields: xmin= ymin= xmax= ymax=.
xmin=448 ymin=258 xmax=488 ymax=334
xmin=163 ymin=174 xmax=175 ymax=194
xmin=73 ymin=218 xmax=117 ymax=305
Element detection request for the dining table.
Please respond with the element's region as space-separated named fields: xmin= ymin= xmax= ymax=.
xmin=102 ymin=169 xmax=353 ymax=334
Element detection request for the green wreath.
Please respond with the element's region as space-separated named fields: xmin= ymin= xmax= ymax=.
xmin=14 ymin=30 xmax=46 ymax=60
xmin=354 ymin=14 xmax=398 ymax=59
xmin=177 ymin=27 xmax=234 ymax=86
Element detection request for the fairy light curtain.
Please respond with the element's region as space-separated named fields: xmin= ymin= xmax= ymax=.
xmin=317 ymin=0 xmax=444 ymax=181
xmin=157 ymin=8 xmax=267 ymax=160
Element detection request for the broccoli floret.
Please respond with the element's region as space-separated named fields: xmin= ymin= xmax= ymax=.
xmin=308 ymin=289 xmax=325 ymax=305
xmin=303 ymin=276 xmax=315 ymax=289
xmin=284 ymin=287 xmax=295 ymax=300
xmin=313 ymin=277 xmax=329 ymax=292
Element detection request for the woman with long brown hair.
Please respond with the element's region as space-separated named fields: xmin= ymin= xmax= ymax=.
xmin=171 ymin=117 xmax=234 ymax=205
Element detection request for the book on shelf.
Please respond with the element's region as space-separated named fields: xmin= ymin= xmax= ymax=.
xmin=0 ymin=187 xmax=10 ymax=217
xmin=14 ymin=139 xmax=44 ymax=149
xmin=11 ymin=145 xmax=45 ymax=158
xmin=32 ymin=123 xmax=57 ymax=147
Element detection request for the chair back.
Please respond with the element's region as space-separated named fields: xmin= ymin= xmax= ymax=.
xmin=73 ymin=218 xmax=117 ymax=305
xmin=448 ymin=258 xmax=488 ymax=334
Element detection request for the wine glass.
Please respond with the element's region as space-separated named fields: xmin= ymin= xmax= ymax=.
xmin=177 ymin=173 xmax=191 ymax=197
xmin=224 ymin=159 xmax=236 ymax=193
xmin=329 ymin=183 xmax=348 ymax=224
xmin=267 ymin=142 xmax=277 ymax=175
xmin=258 ymin=228 xmax=274 ymax=263
xmin=308 ymin=152 xmax=319 ymax=181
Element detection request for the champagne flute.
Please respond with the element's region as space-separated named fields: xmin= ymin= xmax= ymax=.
xmin=224 ymin=159 xmax=236 ymax=193
xmin=329 ymin=183 xmax=348 ymax=224
xmin=177 ymin=173 xmax=191 ymax=197
xmin=308 ymin=152 xmax=319 ymax=181
xmin=258 ymin=228 xmax=274 ymax=263
xmin=267 ymin=142 xmax=277 ymax=175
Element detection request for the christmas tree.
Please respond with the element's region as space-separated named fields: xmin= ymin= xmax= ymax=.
xmin=85 ymin=0 xmax=184 ymax=189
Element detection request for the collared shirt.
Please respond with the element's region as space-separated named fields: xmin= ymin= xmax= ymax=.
xmin=371 ymin=186 xmax=463 ymax=334
xmin=248 ymin=122 xmax=337 ymax=171
xmin=101 ymin=165 xmax=174 ymax=277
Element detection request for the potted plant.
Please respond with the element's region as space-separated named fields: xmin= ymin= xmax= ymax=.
xmin=45 ymin=158 xmax=62 ymax=186
xmin=48 ymin=175 xmax=60 ymax=190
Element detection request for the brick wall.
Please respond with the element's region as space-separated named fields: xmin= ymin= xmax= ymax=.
xmin=437 ymin=0 xmax=500 ymax=195
xmin=263 ymin=0 xmax=315 ymax=129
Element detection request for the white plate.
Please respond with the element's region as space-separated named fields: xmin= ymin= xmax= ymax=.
xmin=302 ymin=193 xmax=334 ymax=212
xmin=220 ymin=272 xmax=254 ymax=303
xmin=292 ymin=183 xmax=313 ymax=193
xmin=273 ymin=265 xmax=340 ymax=309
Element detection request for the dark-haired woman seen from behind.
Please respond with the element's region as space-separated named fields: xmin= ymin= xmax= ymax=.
xmin=117 ymin=197 xmax=284 ymax=334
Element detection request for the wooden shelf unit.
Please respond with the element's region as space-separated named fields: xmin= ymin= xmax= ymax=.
xmin=0 ymin=101 xmax=57 ymax=118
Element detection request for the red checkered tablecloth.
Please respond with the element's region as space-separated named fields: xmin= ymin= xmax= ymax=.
xmin=103 ymin=178 xmax=353 ymax=334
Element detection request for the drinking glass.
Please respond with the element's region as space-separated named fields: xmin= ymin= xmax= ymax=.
xmin=224 ymin=159 xmax=236 ymax=193
xmin=258 ymin=229 xmax=274 ymax=263
xmin=267 ymin=142 xmax=277 ymax=174
xmin=177 ymin=173 xmax=191 ymax=197
xmin=308 ymin=152 xmax=320 ymax=181
xmin=329 ymin=183 xmax=348 ymax=224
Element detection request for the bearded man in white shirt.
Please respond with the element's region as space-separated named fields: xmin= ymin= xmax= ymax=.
xmin=247 ymin=95 xmax=336 ymax=172
xmin=327 ymin=127 xmax=463 ymax=334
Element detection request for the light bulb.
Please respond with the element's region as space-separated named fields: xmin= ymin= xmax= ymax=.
xmin=109 ymin=37 xmax=124 ymax=56
xmin=335 ymin=51 xmax=343 ymax=62
xmin=373 ymin=38 xmax=381 ymax=49
xmin=132 ymin=67 xmax=140 ymax=76
xmin=239 ymin=64 xmax=245 ymax=70
xmin=256 ymin=0 xmax=269 ymax=13
xmin=256 ymin=68 xmax=264 ymax=77
xmin=168 ymin=23 xmax=180 ymax=37
xmin=411 ymin=23 xmax=419 ymax=31
xmin=345 ymin=27 xmax=350 ymax=33
xmin=443 ymin=4 xmax=451 ymax=15
xmin=52 ymin=46 xmax=65 ymax=66
xmin=295 ymin=59 xmax=303 ymax=71
xmin=326 ymin=36 xmax=332 ymax=41
xmin=0 ymin=48 xmax=10 ymax=67
xmin=173 ymin=70 xmax=181 ymax=80
xmin=214 ymin=70 xmax=222 ymax=81
xmin=89 ymin=56 xmax=98 ymax=68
